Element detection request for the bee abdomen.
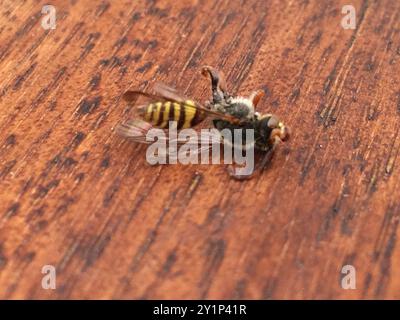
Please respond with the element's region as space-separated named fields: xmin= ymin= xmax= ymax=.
xmin=143 ymin=100 xmax=204 ymax=129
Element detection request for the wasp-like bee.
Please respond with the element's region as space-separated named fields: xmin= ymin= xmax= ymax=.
xmin=116 ymin=66 xmax=290 ymax=179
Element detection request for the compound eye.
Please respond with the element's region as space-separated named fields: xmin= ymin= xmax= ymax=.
xmin=267 ymin=116 xmax=279 ymax=128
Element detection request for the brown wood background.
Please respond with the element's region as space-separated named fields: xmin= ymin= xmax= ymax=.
xmin=0 ymin=0 xmax=399 ymax=299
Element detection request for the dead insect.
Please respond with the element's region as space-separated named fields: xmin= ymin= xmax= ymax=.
xmin=116 ymin=66 xmax=290 ymax=179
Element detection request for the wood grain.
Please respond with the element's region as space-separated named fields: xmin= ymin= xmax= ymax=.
xmin=0 ymin=0 xmax=399 ymax=299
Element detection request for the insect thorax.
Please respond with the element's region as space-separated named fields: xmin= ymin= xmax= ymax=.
xmin=212 ymin=96 xmax=255 ymax=120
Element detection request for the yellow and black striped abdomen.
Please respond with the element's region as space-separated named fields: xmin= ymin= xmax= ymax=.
xmin=143 ymin=100 xmax=205 ymax=129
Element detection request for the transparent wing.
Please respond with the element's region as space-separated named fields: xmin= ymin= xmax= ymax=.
xmin=115 ymin=119 xmax=155 ymax=144
xmin=153 ymin=82 xmax=192 ymax=103
xmin=115 ymin=119 xmax=223 ymax=146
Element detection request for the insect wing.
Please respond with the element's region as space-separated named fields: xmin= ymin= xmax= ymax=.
xmin=116 ymin=119 xmax=223 ymax=154
xmin=115 ymin=119 xmax=157 ymax=144
xmin=152 ymin=82 xmax=191 ymax=103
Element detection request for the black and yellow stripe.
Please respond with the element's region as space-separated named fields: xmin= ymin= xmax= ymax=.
xmin=144 ymin=100 xmax=205 ymax=129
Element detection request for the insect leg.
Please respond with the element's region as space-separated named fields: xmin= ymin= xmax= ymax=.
xmin=249 ymin=89 xmax=265 ymax=109
xmin=228 ymin=151 xmax=271 ymax=180
xmin=226 ymin=146 xmax=276 ymax=180
xmin=201 ymin=66 xmax=229 ymax=103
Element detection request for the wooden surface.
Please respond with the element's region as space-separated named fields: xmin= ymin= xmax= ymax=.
xmin=0 ymin=0 xmax=399 ymax=299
